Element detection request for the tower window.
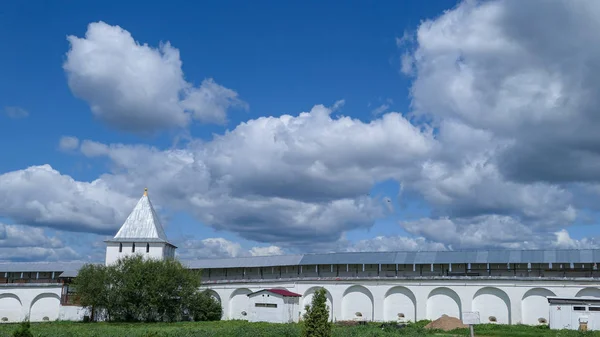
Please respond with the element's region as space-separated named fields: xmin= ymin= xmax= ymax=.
xmin=146 ymin=243 xmax=150 ymax=253
xmin=132 ymin=243 xmax=136 ymax=253
xmin=119 ymin=243 xmax=122 ymax=253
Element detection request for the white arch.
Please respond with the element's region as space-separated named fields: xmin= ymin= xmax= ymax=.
xmin=426 ymin=287 xmax=462 ymax=320
xmin=342 ymin=285 xmax=374 ymax=321
xmin=29 ymin=293 xmax=60 ymax=322
xmin=302 ymin=287 xmax=333 ymax=322
xmin=229 ymin=288 xmax=252 ymax=320
xmin=472 ymin=287 xmax=511 ymax=324
xmin=522 ymin=288 xmax=555 ymax=325
xmin=576 ymin=287 xmax=600 ymax=298
xmin=0 ymin=293 xmax=22 ymax=322
xmin=383 ymin=286 xmax=416 ymax=322
xmin=205 ymin=289 xmax=221 ymax=304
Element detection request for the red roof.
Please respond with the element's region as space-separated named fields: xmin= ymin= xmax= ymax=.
xmin=267 ymin=288 xmax=302 ymax=297
xmin=249 ymin=288 xmax=302 ymax=297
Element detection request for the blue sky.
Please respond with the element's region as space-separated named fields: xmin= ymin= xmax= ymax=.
xmin=1 ymin=0 xmax=599 ymax=262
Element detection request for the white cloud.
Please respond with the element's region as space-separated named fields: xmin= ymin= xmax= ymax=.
xmin=0 ymin=223 xmax=79 ymax=262
xmin=179 ymin=237 xmax=284 ymax=259
xmin=63 ymin=21 xmax=245 ymax=133
xmin=71 ymin=102 xmax=432 ymax=246
xmin=3 ymin=106 xmax=29 ymax=119
xmin=371 ymin=104 xmax=389 ymax=116
xmin=0 ymin=165 xmax=135 ymax=234
xmin=343 ymin=235 xmax=447 ymax=252
xmin=249 ymin=246 xmax=285 ymax=256
xmin=405 ymin=0 xmax=600 ymax=184
xmin=552 ymin=229 xmax=598 ymax=249
xmin=58 ymin=136 xmax=80 ymax=151
xmin=5 ymin=3 xmax=600 ymax=256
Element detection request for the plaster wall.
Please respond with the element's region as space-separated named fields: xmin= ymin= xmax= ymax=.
xmin=248 ymin=293 xmax=285 ymax=323
xmin=203 ymin=279 xmax=600 ymax=325
xmin=0 ymin=284 xmax=63 ymax=323
xmin=2 ymin=276 xmax=600 ymax=325
xmin=105 ymin=242 xmax=167 ymax=266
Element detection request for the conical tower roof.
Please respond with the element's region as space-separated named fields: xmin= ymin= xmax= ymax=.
xmin=109 ymin=188 xmax=171 ymax=243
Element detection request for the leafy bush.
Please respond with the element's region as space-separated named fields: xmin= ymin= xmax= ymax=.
xmin=302 ymin=288 xmax=331 ymax=337
xmin=188 ymin=290 xmax=222 ymax=321
xmin=74 ymin=255 xmax=219 ymax=322
xmin=12 ymin=320 xmax=33 ymax=337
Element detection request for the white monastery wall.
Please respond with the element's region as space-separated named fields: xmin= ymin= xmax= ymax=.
xmin=204 ymin=279 xmax=600 ymax=325
xmin=0 ymin=284 xmax=65 ymax=323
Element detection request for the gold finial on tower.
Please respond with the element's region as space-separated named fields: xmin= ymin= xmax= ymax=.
xmin=143 ymin=188 xmax=148 ymax=196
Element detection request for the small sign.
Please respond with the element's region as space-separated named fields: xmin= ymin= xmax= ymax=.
xmin=463 ymin=311 xmax=480 ymax=325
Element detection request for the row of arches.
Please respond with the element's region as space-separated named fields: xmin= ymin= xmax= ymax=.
xmin=0 ymin=293 xmax=60 ymax=322
xmin=221 ymin=285 xmax=600 ymax=324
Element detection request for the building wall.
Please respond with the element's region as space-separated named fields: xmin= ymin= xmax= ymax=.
xmin=58 ymin=305 xmax=89 ymax=321
xmin=0 ymin=284 xmax=64 ymax=323
xmin=105 ymin=242 xmax=168 ymax=265
xmin=3 ymin=269 xmax=600 ymax=325
xmin=248 ymin=293 xmax=285 ymax=323
xmin=204 ymin=279 xmax=600 ymax=325
xmin=549 ymin=302 xmax=600 ymax=330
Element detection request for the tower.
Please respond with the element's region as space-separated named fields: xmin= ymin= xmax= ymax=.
xmin=104 ymin=188 xmax=177 ymax=265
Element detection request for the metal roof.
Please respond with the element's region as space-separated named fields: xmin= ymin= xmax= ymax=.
xmin=0 ymin=261 xmax=89 ymax=273
xmin=548 ymin=297 xmax=600 ymax=305
xmin=185 ymin=249 xmax=600 ymax=269
xmin=1 ymin=249 xmax=599 ymax=274
xmin=113 ymin=190 xmax=169 ymax=242
xmin=58 ymin=270 xmax=80 ymax=278
xmin=183 ymin=255 xmax=304 ymax=269
xmin=299 ymin=252 xmax=397 ymax=265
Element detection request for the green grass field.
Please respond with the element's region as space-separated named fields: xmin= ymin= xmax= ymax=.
xmin=0 ymin=320 xmax=599 ymax=337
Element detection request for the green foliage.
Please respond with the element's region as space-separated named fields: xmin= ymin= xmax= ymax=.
xmin=2 ymin=320 xmax=600 ymax=337
xmin=302 ymin=288 xmax=331 ymax=337
xmin=12 ymin=320 xmax=33 ymax=337
xmin=188 ymin=290 xmax=222 ymax=321
xmin=73 ymin=255 xmax=221 ymax=322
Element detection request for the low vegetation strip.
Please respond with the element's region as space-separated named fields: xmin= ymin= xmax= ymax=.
xmin=1 ymin=321 xmax=600 ymax=337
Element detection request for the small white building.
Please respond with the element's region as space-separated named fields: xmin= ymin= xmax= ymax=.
xmin=548 ymin=296 xmax=600 ymax=331
xmin=247 ymin=289 xmax=301 ymax=323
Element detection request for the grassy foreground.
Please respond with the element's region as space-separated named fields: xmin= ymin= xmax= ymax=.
xmin=0 ymin=320 xmax=599 ymax=337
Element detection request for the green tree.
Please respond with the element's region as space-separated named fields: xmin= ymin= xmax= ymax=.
xmin=302 ymin=288 xmax=331 ymax=337
xmin=73 ymin=255 xmax=221 ymax=322
xmin=188 ymin=290 xmax=223 ymax=321
xmin=72 ymin=263 xmax=115 ymax=321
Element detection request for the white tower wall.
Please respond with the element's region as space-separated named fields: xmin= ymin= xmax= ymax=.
xmin=104 ymin=188 xmax=177 ymax=266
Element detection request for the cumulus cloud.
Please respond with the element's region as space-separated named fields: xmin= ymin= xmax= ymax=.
xmin=0 ymin=223 xmax=79 ymax=262
xmin=4 ymin=2 xmax=600 ymax=257
xmin=388 ymin=0 xmax=600 ymax=247
xmin=0 ymin=165 xmax=135 ymax=234
xmin=553 ymin=229 xmax=598 ymax=249
xmin=405 ymin=0 xmax=600 ymax=184
xmin=342 ymin=235 xmax=447 ymax=252
xmin=58 ymin=136 xmax=80 ymax=151
xmin=71 ymin=102 xmax=431 ymax=246
xmin=3 ymin=106 xmax=29 ymax=119
xmin=179 ymin=237 xmax=284 ymax=259
xmin=63 ymin=21 xmax=245 ymax=133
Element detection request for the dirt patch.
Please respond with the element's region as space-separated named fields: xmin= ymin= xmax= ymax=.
xmin=425 ymin=315 xmax=467 ymax=331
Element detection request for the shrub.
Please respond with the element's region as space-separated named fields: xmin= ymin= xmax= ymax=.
xmin=74 ymin=255 xmax=203 ymax=322
xmin=302 ymin=288 xmax=331 ymax=337
xmin=189 ymin=290 xmax=223 ymax=321
xmin=12 ymin=320 xmax=33 ymax=337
